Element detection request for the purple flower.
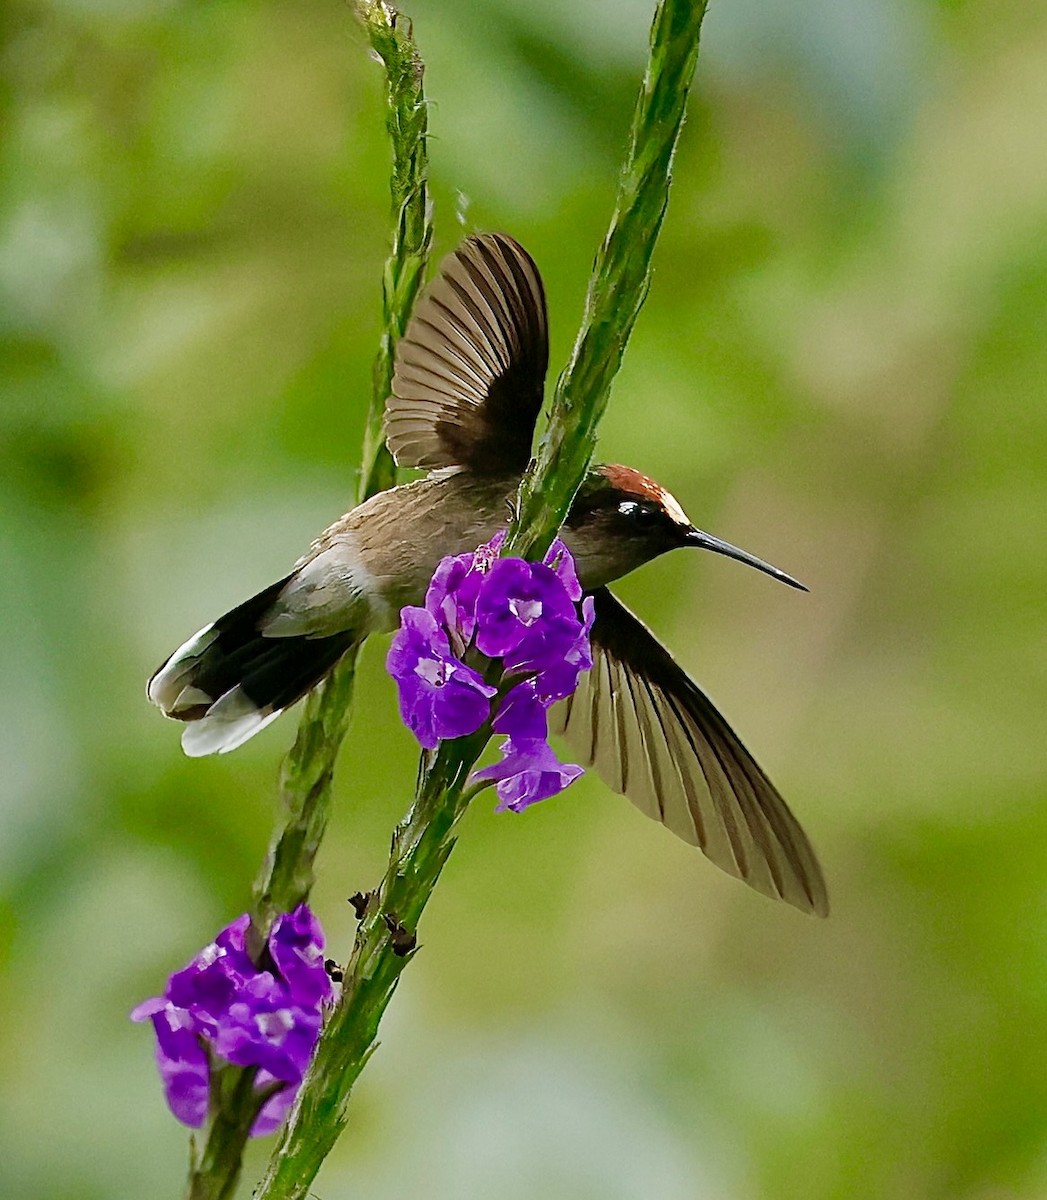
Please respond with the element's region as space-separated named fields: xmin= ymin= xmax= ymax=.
xmin=143 ymin=1002 xmax=211 ymax=1127
xmin=474 ymin=737 xmax=584 ymax=812
xmin=424 ymin=552 xmax=482 ymax=647
xmin=163 ymin=913 xmax=255 ymax=1029
xmin=423 ymin=532 xmax=507 ymax=649
xmin=543 ymin=537 xmax=583 ymax=602
xmin=269 ymin=905 xmax=331 ymax=1008
xmin=252 ymin=1072 xmax=297 ymax=1137
xmin=474 ymin=559 xmax=577 ymax=658
xmin=387 ymin=533 xmax=593 ymax=814
xmin=212 ymin=973 xmax=323 ymax=1083
xmin=506 ymin=595 xmax=595 ymax=703
xmin=132 ymin=905 xmax=332 ymax=1136
xmin=493 ymin=680 xmax=549 ymax=741
xmin=386 ymin=607 xmax=496 ymax=749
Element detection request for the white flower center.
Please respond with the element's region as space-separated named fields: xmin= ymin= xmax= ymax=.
xmin=256 ymin=1009 xmax=295 ymax=1039
xmin=509 ymin=598 xmax=542 ymax=625
xmin=198 ymin=942 xmax=225 ymax=967
xmin=163 ymin=1005 xmax=195 ymax=1033
xmin=415 ymin=657 xmax=451 ymax=687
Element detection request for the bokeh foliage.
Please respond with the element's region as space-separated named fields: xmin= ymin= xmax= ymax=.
xmin=1 ymin=0 xmax=1046 ymax=1197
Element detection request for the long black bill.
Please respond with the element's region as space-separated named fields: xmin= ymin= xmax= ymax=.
xmin=685 ymin=528 xmax=808 ymax=591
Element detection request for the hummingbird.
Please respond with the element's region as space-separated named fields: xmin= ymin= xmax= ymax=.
xmin=149 ymin=233 xmax=828 ymax=916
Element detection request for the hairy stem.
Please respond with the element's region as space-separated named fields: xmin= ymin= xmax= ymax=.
xmin=184 ymin=1068 xmax=262 ymax=1200
xmin=253 ymin=0 xmax=429 ymax=934
xmin=255 ymin=733 xmax=487 ymax=1197
xmin=507 ymin=0 xmax=710 ymax=560
xmin=181 ymin=3 xmax=430 ymax=1197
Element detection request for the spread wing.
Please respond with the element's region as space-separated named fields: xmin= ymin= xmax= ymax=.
xmin=385 ymin=233 xmax=548 ymax=474
xmin=549 ymin=589 xmax=829 ymax=916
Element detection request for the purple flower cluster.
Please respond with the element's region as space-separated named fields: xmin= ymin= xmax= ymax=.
xmin=131 ymin=906 xmax=331 ymax=1136
xmin=386 ymin=534 xmax=594 ymax=811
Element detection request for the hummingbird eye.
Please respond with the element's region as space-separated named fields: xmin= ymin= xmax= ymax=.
xmin=617 ymin=500 xmax=663 ymax=528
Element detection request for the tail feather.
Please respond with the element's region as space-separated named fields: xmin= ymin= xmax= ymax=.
xmin=148 ymin=576 xmax=357 ymax=756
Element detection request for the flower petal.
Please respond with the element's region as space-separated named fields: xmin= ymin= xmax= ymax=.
xmin=474 ymin=737 xmax=584 ymax=812
xmin=251 ymin=1073 xmax=296 ymax=1136
xmin=493 ymin=681 xmax=549 ymax=740
xmin=389 ymin=605 xmax=495 ymax=748
xmin=269 ymin=905 xmax=332 ymax=1008
xmin=543 ymin=537 xmax=583 ymax=601
xmin=150 ymin=1003 xmax=211 ymax=1128
xmin=475 ymin=560 xmax=576 ymax=658
xmin=425 ymin=553 xmax=481 ymax=643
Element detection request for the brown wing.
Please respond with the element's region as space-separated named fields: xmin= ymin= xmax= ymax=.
xmin=385 ymin=233 xmax=548 ymax=474
xmin=549 ymin=589 xmax=829 ymax=916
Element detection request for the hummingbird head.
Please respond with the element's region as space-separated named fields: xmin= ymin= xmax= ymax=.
xmin=565 ymin=464 xmax=807 ymax=591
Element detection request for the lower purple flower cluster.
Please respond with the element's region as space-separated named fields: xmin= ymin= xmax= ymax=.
xmin=386 ymin=534 xmax=594 ymax=811
xmin=132 ymin=906 xmax=331 ymax=1136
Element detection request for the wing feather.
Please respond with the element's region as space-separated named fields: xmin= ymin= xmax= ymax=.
xmin=386 ymin=233 xmax=548 ymax=473
xmin=549 ymin=588 xmax=828 ymax=916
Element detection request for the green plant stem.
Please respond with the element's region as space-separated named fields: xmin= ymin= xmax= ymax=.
xmin=253 ymin=0 xmax=430 ymax=932
xmin=184 ymin=1068 xmax=262 ymax=1200
xmin=254 ymin=733 xmax=487 ymax=1198
xmin=254 ymin=1 xmax=710 ymax=1198
xmin=358 ymin=0 xmax=431 ymax=503
xmin=181 ymin=4 xmax=430 ymax=1198
xmin=507 ymin=0 xmax=710 ymax=560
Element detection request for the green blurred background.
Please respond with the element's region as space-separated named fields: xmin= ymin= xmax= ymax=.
xmin=2 ymin=0 xmax=1046 ymax=1196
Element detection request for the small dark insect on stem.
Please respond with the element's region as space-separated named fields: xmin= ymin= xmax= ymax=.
xmin=382 ymin=912 xmax=418 ymax=956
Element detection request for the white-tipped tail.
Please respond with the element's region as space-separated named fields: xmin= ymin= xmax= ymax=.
xmin=180 ymin=687 xmax=283 ymax=757
xmin=147 ymin=574 xmax=356 ymax=756
xmin=147 ymin=624 xmax=217 ymax=712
